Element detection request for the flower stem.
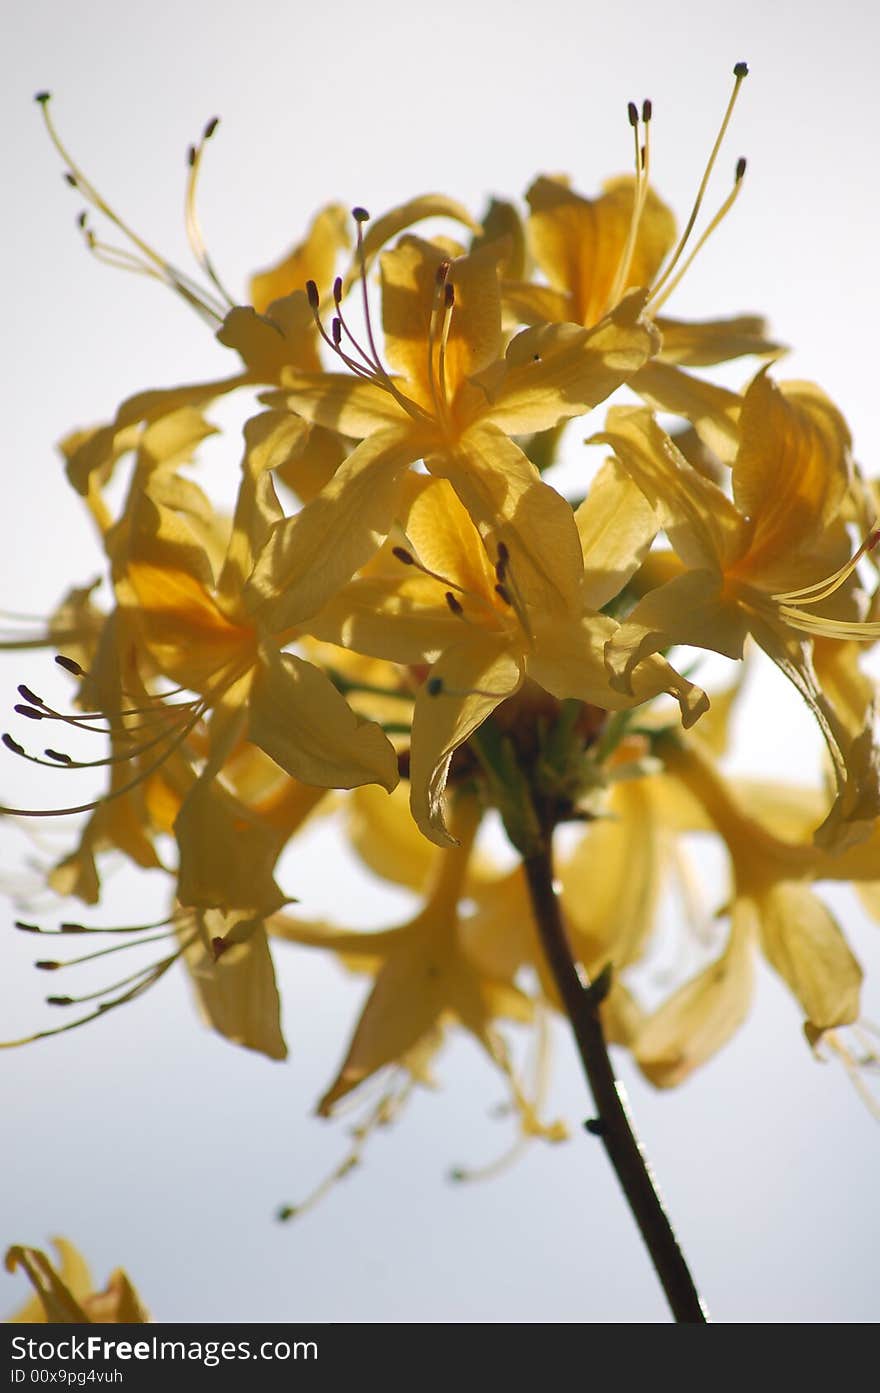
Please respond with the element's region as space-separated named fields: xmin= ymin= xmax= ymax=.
xmin=521 ymin=835 xmax=709 ymax=1323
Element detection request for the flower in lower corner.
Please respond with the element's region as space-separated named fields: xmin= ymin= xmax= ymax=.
xmin=5 ymin=1239 xmax=149 ymax=1324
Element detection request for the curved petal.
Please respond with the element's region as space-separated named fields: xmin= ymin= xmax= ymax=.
xmin=480 ymin=290 xmax=660 ymax=435
xmin=268 ymin=370 xmax=412 ymax=438
xmin=630 ymin=360 xmax=743 ymax=464
xmin=634 ymin=903 xmax=756 ymax=1087
xmin=430 ymin=423 xmax=584 ymax=617
xmin=244 ymin=427 xmax=417 ymax=630
xmin=525 ymin=175 xmax=675 ymax=325
xmin=249 ymin=202 xmax=351 ymax=312
xmin=733 ymin=373 xmax=852 ymax=568
xmin=410 ymin=638 xmax=523 ymax=846
xmin=757 ymin=884 xmax=861 ymax=1029
xmin=575 ymin=457 xmax=658 ymax=609
xmin=589 ymin=405 xmax=744 ymax=571
xmin=185 ymin=916 xmax=287 ymax=1060
xmin=249 ymin=648 xmax=399 ymax=792
xmin=654 ymin=313 xmax=783 ymax=367
xmin=604 ymin=570 xmax=749 ymax=702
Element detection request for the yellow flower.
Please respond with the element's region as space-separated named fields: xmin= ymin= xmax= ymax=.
xmin=243 ymin=227 xmax=660 ymax=634
xmin=6 ymin=1239 xmax=149 ymax=1323
xmin=501 ymin=70 xmax=781 ymax=464
xmin=633 ymin=734 xmax=864 ymax=1086
xmin=112 ymin=410 xmax=399 ymax=798
xmin=271 ymin=795 xmax=533 ymax=1111
xmin=311 ymin=466 xmax=706 ymax=842
xmin=597 ymin=371 xmax=880 ymax=849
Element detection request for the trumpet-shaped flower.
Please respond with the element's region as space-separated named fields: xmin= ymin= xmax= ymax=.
xmin=311 ymin=465 xmax=706 ymax=841
xmin=633 ymin=733 xmax=864 ymax=1086
xmin=244 ymin=230 xmax=660 ymax=633
xmin=596 ymin=371 xmax=880 ymax=849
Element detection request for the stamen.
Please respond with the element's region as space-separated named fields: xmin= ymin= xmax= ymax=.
xmin=332 ymin=275 xmax=382 ymax=372
xmin=391 ymin=540 xmax=485 ymax=607
xmin=758 ymin=528 xmax=880 ymax=640
xmin=184 ymin=115 xmax=236 ymax=312
xmin=437 ymin=281 xmax=455 ymax=419
xmin=607 ymin=97 xmax=652 ymax=308
xmin=445 ymin=591 xmax=464 ymax=616
xmin=649 ymin=157 xmax=747 ymax=313
xmin=492 ymin=542 xmax=533 ymax=641
xmin=427 ymin=260 xmax=452 ymax=426
xmin=56 ymin=655 xmax=85 ymax=676
xmin=35 ymin=94 xmax=227 ymax=325
xmin=648 ymin=61 xmax=749 ymax=307
xmin=772 ymin=528 xmax=880 ymax=604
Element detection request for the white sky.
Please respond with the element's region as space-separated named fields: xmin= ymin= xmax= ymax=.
xmin=2 ymin=0 xmax=879 ymax=1323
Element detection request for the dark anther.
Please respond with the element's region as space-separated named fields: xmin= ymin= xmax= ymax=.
xmin=495 ymin=583 xmax=512 ymax=606
xmin=444 ymin=282 xmax=455 ymax=308
xmin=59 ymin=923 xmax=89 ymax=933
xmin=627 ymin=101 xmax=639 ymax=127
xmin=445 ymin=592 xmax=464 ymax=616
xmin=44 ymin=749 xmax=73 ymax=765
xmin=352 ymin=206 xmax=370 ymax=223
xmin=46 ymin=996 xmax=74 ymax=1007
xmin=14 ymin=922 xmax=41 ymax=934
xmin=584 ymin=1118 xmax=606 ymax=1137
xmin=186 ymin=144 xmax=196 ymax=168
xmin=34 ymin=91 xmax=52 ymax=104
xmin=305 ymin=279 xmax=320 ymax=310
xmin=55 ymin=655 xmax=84 ymax=676
xmin=331 ymin=317 xmax=342 ymax=346
xmin=426 ymin=677 xmax=444 ymax=697
xmin=35 ymin=960 xmax=61 ymax=971
xmin=17 ymin=685 xmax=42 ymax=707
xmin=2 ymin=734 xmax=25 ymax=755
xmin=642 ymin=98 xmax=653 ymax=122
xmin=211 ymin=936 xmax=229 ymax=961
xmin=63 ymin=172 xmax=77 ymax=188
xmin=203 ymin=116 xmax=220 ymax=140
xmin=391 ymin=546 xmax=415 ymax=565
xmin=735 ymin=156 xmax=747 ymax=181
xmin=333 ymin=276 xmax=343 ymax=302
xmin=733 ymin=60 xmax=749 ymax=78
xmin=14 ymin=705 xmax=43 ymax=720
xmin=497 ymin=541 xmax=510 ymax=565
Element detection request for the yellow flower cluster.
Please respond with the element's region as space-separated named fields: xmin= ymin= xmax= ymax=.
xmin=4 ymin=69 xmax=879 ymax=1196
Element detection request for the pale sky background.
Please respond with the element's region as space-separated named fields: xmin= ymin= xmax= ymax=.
xmin=2 ymin=0 xmax=879 ymax=1323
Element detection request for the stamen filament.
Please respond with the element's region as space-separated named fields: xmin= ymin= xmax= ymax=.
xmin=649 ymin=161 xmax=746 ymax=313
xmin=648 ymin=62 xmax=748 ymax=306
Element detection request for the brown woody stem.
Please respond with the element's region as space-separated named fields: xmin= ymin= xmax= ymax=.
xmin=521 ymin=833 xmax=708 ymax=1324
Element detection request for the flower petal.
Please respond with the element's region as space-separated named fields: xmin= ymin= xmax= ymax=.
xmin=758 ymin=884 xmax=861 ymax=1029
xmin=525 ymin=175 xmax=675 ymax=326
xmin=429 ymin=423 xmax=584 ymax=617
xmin=185 ymin=916 xmax=287 ymax=1061
xmin=249 ymin=202 xmax=351 ymax=312
xmin=575 ymin=457 xmax=658 ymax=609
xmin=244 ymin=427 xmax=417 ymax=630
xmin=630 ymin=360 xmax=743 ymax=463
xmin=634 ymin=903 xmax=756 ymax=1087
xmin=249 ymin=648 xmax=399 ymax=792
xmin=481 ymin=290 xmax=660 ymax=435
xmin=653 ymin=313 xmax=783 ymax=366
xmin=589 ymin=405 xmax=744 ymax=570
xmin=410 ymin=639 xmax=523 ymax=845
